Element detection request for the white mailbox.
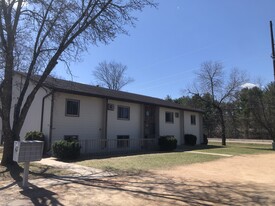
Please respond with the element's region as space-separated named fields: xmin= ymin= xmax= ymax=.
xmin=13 ymin=141 xmax=44 ymax=163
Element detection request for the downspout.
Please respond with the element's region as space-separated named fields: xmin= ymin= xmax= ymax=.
xmin=104 ymin=98 xmax=108 ymax=139
xmin=102 ymin=98 xmax=108 ymax=149
xmin=180 ymin=110 xmax=185 ymax=145
xmin=48 ymin=91 xmax=55 ymax=151
xmin=40 ymin=90 xmax=54 ymax=132
xmin=40 ymin=90 xmax=55 ymax=152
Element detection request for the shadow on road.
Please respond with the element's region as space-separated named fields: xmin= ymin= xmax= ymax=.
xmin=1 ymin=157 xmax=275 ymax=205
xmin=0 ymin=164 xmax=64 ymax=206
xmin=20 ymin=183 xmax=64 ymax=206
xmin=28 ymin=169 xmax=274 ymax=206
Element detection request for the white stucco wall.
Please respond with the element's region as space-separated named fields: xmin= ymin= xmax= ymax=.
xmin=8 ymin=74 xmax=50 ymax=139
xmin=107 ymin=100 xmax=141 ymax=145
xmin=184 ymin=111 xmax=202 ymax=144
xmin=51 ymin=92 xmax=104 ymax=142
xmin=159 ymin=107 xmax=181 ymax=145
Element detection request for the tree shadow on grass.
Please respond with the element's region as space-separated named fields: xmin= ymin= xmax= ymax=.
xmin=177 ymin=144 xmax=224 ymax=152
xmin=64 ymin=145 xmax=225 ymax=163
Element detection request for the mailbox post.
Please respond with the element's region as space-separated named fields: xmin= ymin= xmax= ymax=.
xmin=13 ymin=141 xmax=44 ymax=187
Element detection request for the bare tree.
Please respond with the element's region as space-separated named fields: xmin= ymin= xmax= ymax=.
xmin=93 ymin=60 xmax=134 ymax=90
xmin=189 ymin=61 xmax=247 ymax=145
xmin=0 ymin=0 xmax=156 ymax=166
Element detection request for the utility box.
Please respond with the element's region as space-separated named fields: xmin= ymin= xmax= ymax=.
xmin=13 ymin=141 xmax=44 ymax=163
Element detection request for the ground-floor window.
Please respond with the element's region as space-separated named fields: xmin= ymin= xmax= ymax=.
xmin=64 ymin=135 xmax=78 ymax=141
xmin=117 ymin=135 xmax=129 ymax=148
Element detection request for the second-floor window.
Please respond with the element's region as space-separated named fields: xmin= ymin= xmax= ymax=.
xmin=165 ymin=112 xmax=174 ymax=123
xmin=66 ymin=99 xmax=80 ymax=116
xmin=117 ymin=106 xmax=130 ymax=120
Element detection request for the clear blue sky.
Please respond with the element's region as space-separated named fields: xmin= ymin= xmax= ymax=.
xmin=55 ymin=0 xmax=275 ymax=99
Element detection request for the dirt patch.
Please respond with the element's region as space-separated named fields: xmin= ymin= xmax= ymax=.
xmin=155 ymin=153 xmax=275 ymax=185
xmin=1 ymin=153 xmax=275 ymax=206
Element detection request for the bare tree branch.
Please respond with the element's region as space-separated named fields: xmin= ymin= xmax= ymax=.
xmin=189 ymin=61 xmax=247 ymax=145
xmin=0 ymin=0 xmax=156 ymax=166
xmin=93 ymin=60 xmax=134 ymax=90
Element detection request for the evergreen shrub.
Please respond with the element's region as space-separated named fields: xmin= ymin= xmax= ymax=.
xmin=52 ymin=140 xmax=81 ymax=160
xmin=184 ymin=134 xmax=197 ymax=146
xmin=158 ymin=135 xmax=177 ymax=151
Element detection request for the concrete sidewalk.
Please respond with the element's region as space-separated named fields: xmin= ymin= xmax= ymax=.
xmin=36 ymin=157 xmax=115 ymax=178
xmin=209 ymin=138 xmax=273 ymax=145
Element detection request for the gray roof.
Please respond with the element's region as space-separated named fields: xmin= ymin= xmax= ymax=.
xmin=25 ymin=72 xmax=203 ymax=113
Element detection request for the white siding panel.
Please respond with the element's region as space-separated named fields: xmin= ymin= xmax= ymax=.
xmin=52 ymin=92 xmax=104 ymax=142
xmin=107 ymin=100 xmax=141 ymax=143
xmin=184 ymin=111 xmax=201 ymax=144
xmin=12 ymin=74 xmax=50 ymax=139
xmin=159 ymin=107 xmax=181 ymax=145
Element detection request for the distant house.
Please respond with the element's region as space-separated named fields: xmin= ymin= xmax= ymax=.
xmin=0 ymin=72 xmax=204 ymax=153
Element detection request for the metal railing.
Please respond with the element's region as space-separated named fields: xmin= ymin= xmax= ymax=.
xmin=78 ymin=138 xmax=158 ymax=154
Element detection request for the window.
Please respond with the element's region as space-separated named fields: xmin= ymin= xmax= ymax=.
xmin=117 ymin=106 xmax=130 ymax=120
xmin=66 ymin=99 xmax=80 ymax=116
xmin=117 ymin=135 xmax=129 ymax=148
xmin=191 ymin=115 xmax=196 ymax=125
xmin=165 ymin=112 xmax=174 ymax=123
xmin=64 ymin=135 xmax=78 ymax=141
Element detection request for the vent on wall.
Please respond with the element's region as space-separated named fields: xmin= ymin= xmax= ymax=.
xmin=107 ymin=103 xmax=115 ymax=111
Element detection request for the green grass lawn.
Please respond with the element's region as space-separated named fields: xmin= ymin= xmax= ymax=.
xmin=77 ymin=142 xmax=274 ymax=173
xmin=195 ymin=142 xmax=273 ymax=155
xmin=77 ymin=152 xmax=222 ymax=173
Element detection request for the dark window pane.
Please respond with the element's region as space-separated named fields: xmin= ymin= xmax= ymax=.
xmin=66 ymin=100 xmax=79 ymax=116
xmin=118 ymin=106 xmax=130 ymax=120
xmin=117 ymin=135 xmax=129 ymax=148
xmin=165 ymin=112 xmax=174 ymax=123
xmin=191 ymin=115 xmax=196 ymax=125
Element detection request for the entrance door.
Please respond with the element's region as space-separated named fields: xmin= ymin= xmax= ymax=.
xmin=144 ymin=105 xmax=156 ymax=139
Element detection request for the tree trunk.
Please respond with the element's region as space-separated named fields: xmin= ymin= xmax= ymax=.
xmin=1 ymin=128 xmax=17 ymax=166
xmin=218 ymin=108 xmax=226 ymax=146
